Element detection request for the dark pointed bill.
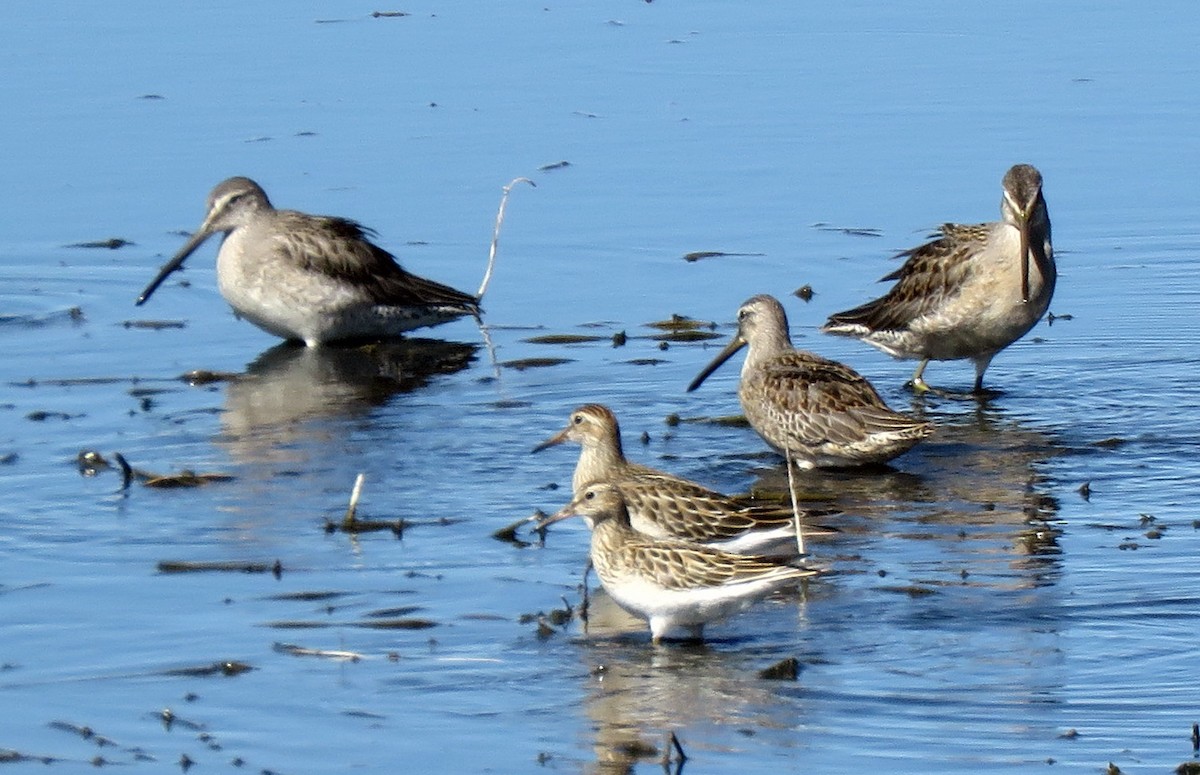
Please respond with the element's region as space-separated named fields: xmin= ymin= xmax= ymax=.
xmin=1018 ymin=217 xmax=1031 ymax=304
xmin=686 ymin=336 xmax=747 ymax=392
xmin=534 ymin=500 xmax=579 ymax=530
xmin=135 ymin=227 xmax=214 ymax=306
xmin=531 ymin=425 xmax=569 ymax=454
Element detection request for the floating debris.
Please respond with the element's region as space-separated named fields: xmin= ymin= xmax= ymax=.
xmin=324 ymin=514 xmax=408 ymax=537
xmin=266 ymin=590 xmax=349 ymax=602
xmin=612 ymin=331 xmax=627 ymax=347
xmin=645 ymin=314 xmax=715 ymax=332
xmin=626 ymin=358 xmax=669 ymax=366
xmin=499 ymin=357 xmax=574 ymax=371
xmin=162 ymin=661 xmax=254 ymax=678
xmin=666 ymin=413 xmax=751 ymax=428
xmin=48 ymin=720 xmax=117 ymax=746
xmin=1078 ymin=481 xmax=1091 ymax=500
xmin=157 ymin=560 xmax=283 ymax=578
xmin=794 ymin=284 xmax=814 ymax=302
xmin=371 ymin=10 xmax=410 ymax=17
xmin=758 ymin=657 xmax=800 ymax=680
xmin=0 ymin=307 xmax=85 ymax=329
xmin=0 ymin=749 xmax=53 ymax=764
xmin=682 ymin=250 xmax=765 ymax=263
xmin=273 ymin=643 xmax=364 ymax=661
xmin=879 ymin=585 xmax=936 ymax=597
xmin=66 ymin=238 xmax=134 ymax=250
xmin=352 ymin=618 xmax=438 ymax=630
xmin=26 ymin=410 xmax=79 ymax=422
xmin=536 ymin=616 xmax=556 ymax=639
xmin=366 ymin=606 xmax=424 ymax=618
xmin=493 ymin=512 xmax=541 ymax=547
xmin=143 ymin=471 xmax=236 ymax=488
xmin=522 ymin=333 xmax=607 ymax=345
xmin=181 ymin=369 xmax=240 ymax=385
xmin=538 ymin=160 xmax=571 ymax=171
xmin=123 ymin=319 xmax=187 ymax=330
xmin=648 ymin=329 xmax=722 ymax=343
xmin=810 ymin=223 xmax=883 ymax=238
xmin=1046 ymin=311 xmax=1074 ymax=325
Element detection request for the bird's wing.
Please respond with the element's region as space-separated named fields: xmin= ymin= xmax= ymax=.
xmin=824 ymin=222 xmax=988 ymax=332
xmin=274 ymin=212 xmax=479 ymax=310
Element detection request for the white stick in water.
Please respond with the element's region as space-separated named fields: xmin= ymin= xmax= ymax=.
xmin=345 ymin=473 xmax=366 ymax=523
xmin=784 ymin=448 xmax=805 ymax=556
xmin=477 ymin=177 xmax=535 ymax=300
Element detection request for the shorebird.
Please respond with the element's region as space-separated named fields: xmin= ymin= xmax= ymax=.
xmin=821 ymin=164 xmax=1055 ymax=394
xmin=540 ymin=483 xmax=817 ymax=643
xmin=687 ymin=294 xmax=932 ymax=469
xmin=136 ymin=177 xmax=481 ymax=346
xmin=533 ymin=403 xmax=834 ymax=555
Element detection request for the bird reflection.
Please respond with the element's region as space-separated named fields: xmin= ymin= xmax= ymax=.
xmin=575 ymin=591 xmax=808 ymax=774
xmin=746 ymin=402 xmax=1065 ymax=586
xmin=218 ymin=338 xmax=477 ymax=466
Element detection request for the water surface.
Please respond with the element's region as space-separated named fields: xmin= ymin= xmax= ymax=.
xmin=2 ymin=2 xmax=1199 ymax=773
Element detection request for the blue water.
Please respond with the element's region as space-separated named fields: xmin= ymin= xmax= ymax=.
xmin=2 ymin=2 xmax=1199 ymax=772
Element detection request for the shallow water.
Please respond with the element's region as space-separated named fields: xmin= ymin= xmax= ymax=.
xmin=3 ymin=2 xmax=1200 ymax=773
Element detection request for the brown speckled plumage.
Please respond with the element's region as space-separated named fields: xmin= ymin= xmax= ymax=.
xmin=534 ymin=404 xmax=834 ymax=554
xmin=543 ymin=483 xmax=817 ymax=642
xmin=688 ymin=295 xmax=931 ymax=468
xmin=823 ymin=164 xmax=1055 ymax=393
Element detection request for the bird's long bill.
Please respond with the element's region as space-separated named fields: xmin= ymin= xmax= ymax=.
xmin=135 ymin=226 xmax=214 ymax=306
xmin=686 ymin=336 xmax=746 ymax=393
xmin=1018 ymin=218 xmax=1031 ymax=303
xmin=534 ymin=501 xmax=579 ymax=530
xmin=531 ymin=426 xmax=569 ymax=454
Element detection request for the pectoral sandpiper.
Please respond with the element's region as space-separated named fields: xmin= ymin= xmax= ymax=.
xmin=533 ymin=403 xmax=832 ymax=555
xmin=541 ymin=483 xmax=817 ymax=643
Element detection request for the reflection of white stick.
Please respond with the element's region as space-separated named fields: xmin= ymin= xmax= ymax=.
xmin=345 ymin=473 xmax=366 ymax=524
xmin=784 ymin=449 xmax=805 ymax=556
xmin=475 ymin=317 xmax=503 ymax=384
xmin=477 ymin=177 xmax=536 ymax=301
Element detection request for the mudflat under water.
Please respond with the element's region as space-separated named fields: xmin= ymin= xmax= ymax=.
xmin=2 ymin=2 xmax=1199 ymax=773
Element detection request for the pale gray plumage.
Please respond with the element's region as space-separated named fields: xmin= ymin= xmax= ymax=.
xmin=137 ymin=177 xmax=479 ymax=346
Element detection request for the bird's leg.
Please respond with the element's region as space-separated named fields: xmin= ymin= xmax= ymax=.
xmin=907 ymin=358 xmax=932 ymax=393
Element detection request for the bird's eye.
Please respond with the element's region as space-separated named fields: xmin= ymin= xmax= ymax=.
xmin=585 ymin=491 xmax=595 ymax=501
xmin=573 ymin=414 xmax=583 ymax=425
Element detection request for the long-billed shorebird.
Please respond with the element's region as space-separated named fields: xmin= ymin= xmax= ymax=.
xmin=533 ymin=403 xmax=834 ymax=555
xmin=687 ymin=295 xmax=932 ymax=469
xmin=540 ymin=483 xmax=817 ymax=643
xmin=821 ymin=164 xmax=1055 ymax=394
xmin=136 ymin=177 xmax=481 ymax=346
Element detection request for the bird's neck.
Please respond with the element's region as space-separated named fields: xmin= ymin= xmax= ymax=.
xmin=573 ymin=438 xmax=625 ymax=493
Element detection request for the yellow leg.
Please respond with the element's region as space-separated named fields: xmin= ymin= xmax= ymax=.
xmin=909 ymin=359 xmax=931 ymax=393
